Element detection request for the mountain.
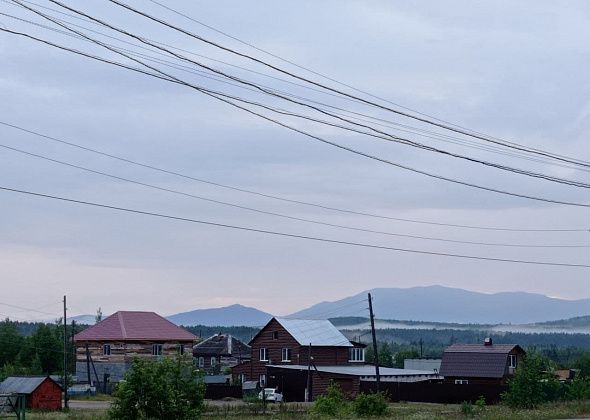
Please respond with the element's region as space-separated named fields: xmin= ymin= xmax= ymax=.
xmin=167 ymin=304 xmax=273 ymax=327
xmin=288 ymin=286 xmax=590 ymax=324
xmin=65 ymin=314 xmax=98 ymax=325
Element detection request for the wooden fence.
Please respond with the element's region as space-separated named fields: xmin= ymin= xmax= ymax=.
xmin=360 ymin=381 xmax=508 ymax=404
xmin=204 ymin=384 xmax=243 ymax=400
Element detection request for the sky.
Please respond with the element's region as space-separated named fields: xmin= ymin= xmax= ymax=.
xmin=1 ymin=1 xmax=590 ymax=321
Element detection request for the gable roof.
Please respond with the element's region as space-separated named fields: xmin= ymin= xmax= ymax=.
xmin=272 ymin=318 xmax=352 ymax=347
xmin=439 ymin=343 xmax=524 ymax=378
xmin=0 ymin=376 xmax=61 ymax=394
xmin=193 ymin=334 xmax=251 ymax=357
xmin=73 ymin=311 xmax=196 ymax=342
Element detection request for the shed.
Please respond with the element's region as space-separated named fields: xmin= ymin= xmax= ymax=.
xmin=0 ymin=376 xmax=62 ymax=410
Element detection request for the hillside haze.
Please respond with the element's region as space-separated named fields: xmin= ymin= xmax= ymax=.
xmin=167 ymin=304 xmax=273 ymax=327
xmin=288 ymin=286 xmax=590 ymax=324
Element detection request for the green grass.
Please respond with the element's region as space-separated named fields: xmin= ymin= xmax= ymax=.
xmin=27 ymin=410 xmax=108 ymax=420
xmin=69 ymin=394 xmax=114 ymax=401
xmin=21 ymin=400 xmax=590 ymax=419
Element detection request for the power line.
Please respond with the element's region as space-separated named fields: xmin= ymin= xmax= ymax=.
xmin=2 ymin=121 xmax=587 ymax=234
xmin=31 ymin=0 xmax=590 ymax=190
xmin=6 ymin=137 xmax=590 ymax=248
xmin=108 ymin=0 xmax=590 ymax=170
xmin=0 ymin=300 xmax=61 ymax=317
xmin=4 ymin=27 xmax=590 ymax=211
xmin=1 ymin=184 xmax=590 ymax=268
xmin=5 ymin=5 xmax=589 ymax=177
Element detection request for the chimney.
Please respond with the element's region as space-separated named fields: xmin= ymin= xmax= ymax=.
xmin=484 ymin=337 xmax=493 ymax=346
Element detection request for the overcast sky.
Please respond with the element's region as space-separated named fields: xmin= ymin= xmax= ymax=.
xmin=1 ymin=1 xmax=590 ymax=321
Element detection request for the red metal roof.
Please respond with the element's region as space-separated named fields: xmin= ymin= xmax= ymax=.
xmin=73 ymin=311 xmax=196 ymax=342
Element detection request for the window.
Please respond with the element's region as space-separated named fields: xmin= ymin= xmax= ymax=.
xmin=152 ymin=344 xmax=163 ymax=356
xmin=259 ymin=348 xmax=268 ymax=361
xmin=198 ymin=357 xmax=204 ymax=368
xmin=281 ymin=348 xmax=292 ymax=362
xmin=455 ymin=379 xmax=469 ymax=385
xmin=211 ymin=357 xmax=217 ymax=367
xmin=103 ymin=344 xmax=111 ymax=356
xmin=259 ymin=374 xmax=266 ymax=387
xmin=272 ymin=331 xmax=279 ymax=340
xmin=348 ymin=348 xmax=365 ymax=362
xmin=509 ymin=354 xmax=517 ymax=368
xmin=178 ymin=344 xmax=184 ymax=355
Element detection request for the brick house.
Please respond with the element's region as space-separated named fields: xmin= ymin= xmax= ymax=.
xmin=439 ymin=338 xmax=526 ymax=385
xmin=74 ymin=311 xmax=197 ymax=384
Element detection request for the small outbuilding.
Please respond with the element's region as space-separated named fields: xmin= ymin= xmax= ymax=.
xmin=0 ymin=376 xmax=62 ymax=410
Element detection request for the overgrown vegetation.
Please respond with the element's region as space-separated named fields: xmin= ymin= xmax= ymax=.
xmin=310 ymin=382 xmax=389 ymax=418
xmin=108 ymin=356 xmax=205 ymax=420
xmin=352 ymin=391 xmax=389 ymax=417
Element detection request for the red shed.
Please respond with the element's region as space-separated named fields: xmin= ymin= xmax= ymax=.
xmin=0 ymin=376 xmax=62 ymax=410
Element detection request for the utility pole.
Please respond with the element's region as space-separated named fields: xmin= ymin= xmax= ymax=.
xmin=368 ymin=293 xmax=380 ymax=391
xmin=305 ymin=342 xmax=312 ymax=402
xmin=85 ymin=344 xmax=92 ymax=386
xmin=71 ymin=320 xmax=76 ymax=379
xmin=63 ymin=295 xmax=68 ymax=409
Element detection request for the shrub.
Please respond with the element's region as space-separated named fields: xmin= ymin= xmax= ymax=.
xmin=109 ymin=356 xmax=205 ymax=420
xmin=566 ymin=377 xmax=590 ymax=401
xmin=311 ymin=381 xmax=349 ymax=417
xmin=461 ymin=401 xmax=475 ymax=417
xmin=502 ymin=351 xmax=562 ymax=409
xmin=353 ymin=392 xmax=389 ymax=417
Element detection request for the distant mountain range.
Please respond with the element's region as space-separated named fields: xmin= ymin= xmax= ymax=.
xmin=167 ymin=304 xmax=273 ymax=327
xmin=288 ymin=286 xmax=590 ymax=324
xmin=66 ymin=286 xmax=590 ymax=327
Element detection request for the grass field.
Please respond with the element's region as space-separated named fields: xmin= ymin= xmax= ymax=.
xmin=22 ymin=400 xmax=590 ymax=419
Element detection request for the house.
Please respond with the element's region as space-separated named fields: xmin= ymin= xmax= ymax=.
xmin=439 ymin=338 xmax=525 ymax=385
xmin=232 ymin=317 xmax=436 ymax=401
xmin=74 ymin=311 xmax=197 ymax=383
xmin=232 ymin=317 xmax=359 ymax=385
xmin=0 ymin=376 xmax=62 ymax=410
xmin=193 ymin=333 xmax=250 ymax=375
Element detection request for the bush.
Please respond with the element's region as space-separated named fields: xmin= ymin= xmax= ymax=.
xmin=461 ymin=396 xmax=485 ymax=417
xmin=566 ymin=377 xmax=590 ymax=401
xmin=353 ymin=392 xmax=389 ymax=417
xmin=461 ymin=401 xmax=475 ymax=417
xmin=311 ymin=381 xmax=349 ymax=417
xmin=109 ymin=356 xmax=205 ymax=419
xmin=502 ymin=352 xmax=562 ymax=409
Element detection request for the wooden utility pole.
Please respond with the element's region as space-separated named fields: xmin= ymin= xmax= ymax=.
xmin=368 ymin=293 xmax=380 ymax=391
xmin=63 ymin=295 xmax=68 ymax=409
xmin=85 ymin=343 xmax=92 ymax=386
xmin=305 ymin=342 xmax=312 ymax=402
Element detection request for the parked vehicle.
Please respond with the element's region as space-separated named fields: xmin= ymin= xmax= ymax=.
xmin=258 ymin=388 xmax=283 ymax=402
